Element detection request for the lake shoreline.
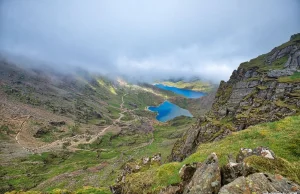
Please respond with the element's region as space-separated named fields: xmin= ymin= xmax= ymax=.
xmin=147 ymin=100 xmax=193 ymax=122
xmin=153 ymin=83 xmax=207 ymax=98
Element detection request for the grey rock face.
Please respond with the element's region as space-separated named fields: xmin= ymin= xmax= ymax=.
xmin=179 ymin=163 xmax=198 ymax=184
xmin=221 ymin=160 xmax=257 ymax=185
xmin=267 ymin=45 xmax=300 ymax=78
xmin=284 ymin=48 xmax=300 ymax=69
xmin=219 ymin=173 xmax=300 ymax=194
xmin=267 ymin=69 xmax=295 ymax=78
xmin=161 ymin=149 xmax=299 ymax=194
xmin=265 ymin=45 xmax=296 ymax=64
xmin=184 ymin=153 xmax=221 ymax=194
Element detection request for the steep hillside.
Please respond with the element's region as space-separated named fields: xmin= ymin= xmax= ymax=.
xmin=170 ymin=33 xmax=300 ymax=161
xmin=110 ymin=112 xmax=300 ymax=194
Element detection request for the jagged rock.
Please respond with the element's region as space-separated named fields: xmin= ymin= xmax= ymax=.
xmin=170 ymin=122 xmax=230 ymax=162
xmin=236 ymin=147 xmax=275 ymax=162
xmin=159 ymin=184 xmax=183 ymax=194
xmin=110 ymin=184 xmax=123 ymax=194
xmin=151 ymin=153 xmax=162 ymax=163
xmin=183 ymin=153 xmax=221 ymax=194
xmin=267 ymin=69 xmax=294 ymax=78
xmin=221 ymin=159 xmax=257 ymax=185
xmin=124 ymin=163 xmax=141 ymax=174
xmin=236 ymin=148 xmax=253 ymax=162
xmin=265 ymin=45 xmax=297 ymax=64
xmin=142 ymin=157 xmax=150 ymax=165
xmin=218 ymin=108 xmax=227 ymax=117
xmin=219 ymin=173 xmax=300 ymax=194
xmin=179 ymin=163 xmax=198 ymax=184
xmin=285 ymin=47 xmax=300 ymax=69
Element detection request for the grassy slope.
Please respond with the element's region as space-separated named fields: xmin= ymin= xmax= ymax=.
xmin=0 ymin=117 xmax=194 ymax=193
xmin=122 ymin=115 xmax=300 ymax=193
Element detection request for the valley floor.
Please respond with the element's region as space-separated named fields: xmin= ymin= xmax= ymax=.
xmin=0 ymin=85 xmax=195 ymax=193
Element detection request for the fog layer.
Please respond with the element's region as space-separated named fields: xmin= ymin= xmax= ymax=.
xmin=1 ymin=0 xmax=299 ymax=82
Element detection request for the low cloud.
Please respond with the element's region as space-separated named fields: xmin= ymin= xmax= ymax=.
xmin=0 ymin=0 xmax=299 ymax=83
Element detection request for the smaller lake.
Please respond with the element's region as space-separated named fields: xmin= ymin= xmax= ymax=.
xmin=148 ymin=101 xmax=193 ymax=122
xmin=154 ymin=84 xmax=207 ymax=98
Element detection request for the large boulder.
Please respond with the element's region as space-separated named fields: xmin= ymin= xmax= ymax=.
xmin=219 ymin=173 xmax=300 ymax=194
xmin=183 ymin=153 xmax=221 ymax=194
xmin=221 ymin=157 xmax=257 ymax=185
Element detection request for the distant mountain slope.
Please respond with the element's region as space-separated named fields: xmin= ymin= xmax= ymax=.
xmin=158 ymin=79 xmax=216 ymax=92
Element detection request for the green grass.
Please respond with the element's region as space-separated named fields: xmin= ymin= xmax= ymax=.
xmin=1 ymin=116 xmax=193 ymax=193
xmin=0 ymin=125 xmax=16 ymax=140
xmin=122 ymin=115 xmax=300 ymax=193
xmin=106 ymin=106 xmax=120 ymax=119
xmin=5 ymin=186 xmax=111 ymax=194
xmin=278 ymin=72 xmax=300 ymax=83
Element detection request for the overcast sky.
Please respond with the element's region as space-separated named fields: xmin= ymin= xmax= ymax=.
xmin=0 ymin=0 xmax=299 ymax=82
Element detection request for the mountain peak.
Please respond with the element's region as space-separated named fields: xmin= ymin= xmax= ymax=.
xmin=290 ymin=33 xmax=300 ymax=41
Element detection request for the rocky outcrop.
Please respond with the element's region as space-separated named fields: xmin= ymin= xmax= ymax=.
xmin=179 ymin=163 xmax=198 ymax=184
xmin=220 ymin=157 xmax=257 ymax=185
xmin=219 ymin=173 xmax=300 ymax=194
xmin=267 ymin=69 xmax=294 ymax=78
xmin=236 ymin=146 xmax=275 ymax=162
xmin=111 ymin=153 xmax=162 ymax=194
xmin=170 ymin=34 xmax=300 ymax=162
xmin=183 ymin=153 xmax=221 ymax=194
xmin=161 ymin=148 xmax=300 ymax=194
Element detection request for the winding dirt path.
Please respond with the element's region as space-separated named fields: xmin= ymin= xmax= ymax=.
xmin=15 ymin=93 xmax=153 ymax=153
xmin=15 ymin=115 xmax=33 ymax=152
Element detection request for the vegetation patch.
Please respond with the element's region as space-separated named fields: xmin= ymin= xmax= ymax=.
xmin=121 ymin=115 xmax=300 ymax=193
xmin=244 ymin=156 xmax=300 ymax=183
xmin=278 ymin=72 xmax=300 ymax=83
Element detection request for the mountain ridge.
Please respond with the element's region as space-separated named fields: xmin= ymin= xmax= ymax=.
xmin=170 ymin=33 xmax=300 ymax=162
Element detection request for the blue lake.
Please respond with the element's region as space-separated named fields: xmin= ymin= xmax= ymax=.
xmin=154 ymin=84 xmax=207 ymax=98
xmin=148 ymin=101 xmax=193 ymax=122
